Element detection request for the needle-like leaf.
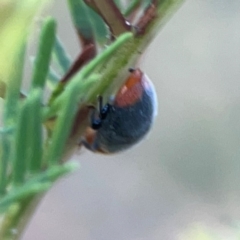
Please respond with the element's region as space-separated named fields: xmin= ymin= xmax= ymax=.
xmin=52 ymin=37 xmax=72 ymax=74
xmin=46 ymin=83 xmax=85 ymax=165
xmin=31 ymin=17 xmax=56 ymax=89
xmin=46 ymin=32 xmax=133 ymax=119
xmin=0 ymin=162 xmax=78 ymax=213
xmin=28 ymin=90 xmax=43 ymax=173
xmin=67 ymin=0 xmax=95 ymax=46
xmin=12 ymin=100 xmax=31 ymax=185
xmin=0 ymin=44 xmax=26 ymax=193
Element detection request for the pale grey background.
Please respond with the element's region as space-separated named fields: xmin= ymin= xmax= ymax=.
xmin=23 ymin=0 xmax=240 ymax=239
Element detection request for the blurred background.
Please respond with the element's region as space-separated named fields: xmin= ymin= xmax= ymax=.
xmin=23 ymin=0 xmax=240 ymax=239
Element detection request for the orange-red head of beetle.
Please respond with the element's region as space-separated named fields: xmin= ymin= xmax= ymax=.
xmin=82 ymin=68 xmax=158 ymax=154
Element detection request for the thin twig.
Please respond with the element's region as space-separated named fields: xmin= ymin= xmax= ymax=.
xmin=84 ymin=0 xmax=131 ymax=37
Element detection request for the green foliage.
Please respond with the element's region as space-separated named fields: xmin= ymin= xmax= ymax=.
xmin=52 ymin=37 xmax=72 ymax=74
xmin=68 ymin=0 xmax=108 ymax=44
xmin=0 ymin=43 xmax=26 ymax=196
xmin=0 ymin=11 xmax=93 ymax=210
xmin=45 ymin=32 xmax=133 ymax=118
xmin=124 ymin=0 xmax=141 ymax=16
xmin=0 ymin=162 xmax=78 ymax=213
xmin=31 ymin=18 xmax=56 ymax=89
xmin=0 ymin=0 xmax=186 ymax=239
xmin=0 ymin=0 xmax=48 ymax=84
xmin=114 ymin=0 xmax=124 ymax=10
xmin=46 ymin=67 xmax=61 ymax=90
xmin=0 ymin=13 xmax=79 ymax=240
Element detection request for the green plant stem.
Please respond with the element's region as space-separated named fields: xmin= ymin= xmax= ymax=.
xmin=63 ymin=0 xmax=186 ymax=158
xmin=86 ymin=0 xmax=186 ymax=102
xmin=90 ymin=0 xmax=186 ymax=102
xmin=0 ymin=1 xmax=185 ymax=239
xmin=0 ymin=162 xmax=77 ymax=239
xmin=0 ymin=194 xmax=44 ymax=240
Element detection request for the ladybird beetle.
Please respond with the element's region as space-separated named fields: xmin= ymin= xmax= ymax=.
xmin=82 ymin=68 xmax=158 ymax=154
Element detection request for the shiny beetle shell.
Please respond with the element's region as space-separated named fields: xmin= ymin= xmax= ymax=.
xmin=82 ymin=68 xmax=158 ymax=154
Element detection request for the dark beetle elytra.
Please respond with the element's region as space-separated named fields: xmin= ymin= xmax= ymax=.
xmin=82 ymin=68 xmax=158 ymax=154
